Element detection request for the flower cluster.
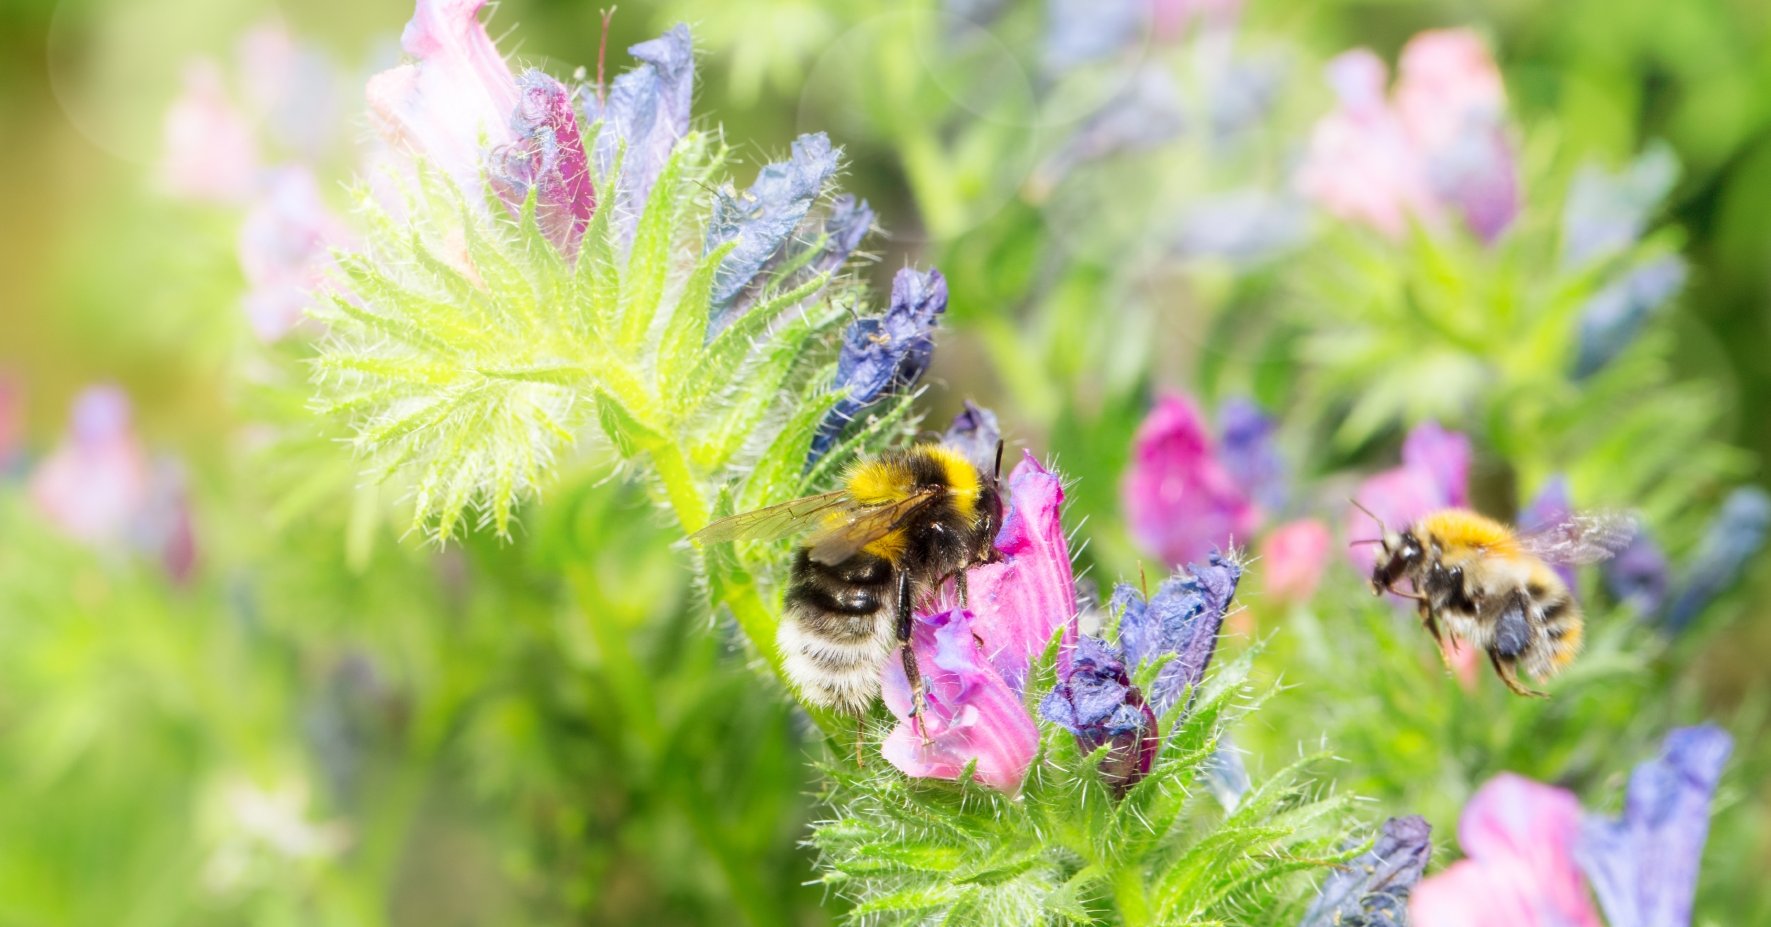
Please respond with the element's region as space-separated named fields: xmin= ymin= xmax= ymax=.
xmin=1121 ymin=392 xmax=1282 ymax=567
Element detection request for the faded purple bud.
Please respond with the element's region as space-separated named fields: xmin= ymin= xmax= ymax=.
xmin=1519 ymin=475 xmax=1576 ymax=588
xmin=942 ymin=401 xmax=1002 ymax=476
xmin=160 ymin=60 xmax=259 ymax=203
xmin=1561 ymin=144 xmax=1679 ymax=268
xmin=1027 ymin=68 xmax=1184 ymax=201
xmin=1115 ymin=553 xmax=1242 ymax=715
xmin=880 ymin=609 xmax=1039 ymax=793
xmin=1039 ymin=636 xmax=1158 ymax=794
xmin=1576 ymin=725 xmax=1733 ymax=927
xmin=138 ymin=459 xmax=198 ymax=585
xmin=489 ymin=70 xmax=596 ymax=258
xmin=1574 ymin=255 xmax=1687 ymax=378
xmin=1663 ymin=487 xmax=1771 ymax=633
xmin=809 ymin=267 xmax=947 ymax=462
xmin=589 ymin=24 xmax=695 ymax=229
xmin=705 ymin=133 xmax=840 ymax=327
xmin=1605 ymin=533 xmax=1670 ymax=617
xmin=1301 ymin=815 xmax=1432 ymax=927
xmin=1122 ymin=394 xmax=1259 ymax=567
xmin=1216 ymin=397 xmax=1286 ymax=513
xmin=238 ymin=166 xmax=350 ymax=341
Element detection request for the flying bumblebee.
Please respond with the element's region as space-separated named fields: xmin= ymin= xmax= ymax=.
xmin=690 ymin=443 xmax=1005 ymax=734
xmin=1353 ymin=502 xmax=1636 ymax=697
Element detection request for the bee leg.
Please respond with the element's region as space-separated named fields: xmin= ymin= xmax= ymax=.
xmin=896 ymin=570 xmax=932 ymax=745
xmin=956 ymin=569 xmax=970 ymax=609
xmin=1418 ymin=603 xmax=1454 ymax=671
xmin=1488 ymin=650 xmax=1548 ymax=698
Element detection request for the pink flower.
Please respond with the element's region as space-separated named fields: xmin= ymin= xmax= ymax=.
xmin=236 ymin=20 xmax=342 ymax=160
xmin=366 ymin=0 xmax=521 ymax=202
xmin=1410 ymin=774 xmax=1604 ymax=927
xmin=488 ymin=71 xmax=596 ymax=257
xmin=1298 ymin=29 xmax=1519 ymax=244
xmin=1346 ymin=422 xmax=1471 ymax=575
xmin=238 ymin=166 xmax=350 ymax=341
xmin=1123 ymin=394 xmax=1260 ymax=568
xmin=1260 ymin=518 xmax=1331 ymax=603
xmin=884 ymin=454 xmax=1077 ymax=792
xmin=29 ymin=386 xmax=150 ymax=546
xmin=160 ymin=60 xmax=259 ymax=203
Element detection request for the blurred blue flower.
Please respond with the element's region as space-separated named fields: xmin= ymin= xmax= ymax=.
xmin=1201 ymin=737 xmax=1250 ymax=810
xmin=1572 ymin=255 xmax=1687 ymax=378
xmin=1575 ymin=725 xmax=1732 ymax=927
xmin=489 ymin=69 xmax=596 ymax=257
xmin=1172 ymin=190 xmax=1308 ymax=263
xmin=808 ymin=267 xmax=948 ymax=463
xmin=588 ymin=24 xmax=694 ymax=229
xmin=942 ymin=400 xmax=1001 ymax=474
xmin=811 ymin=194 xmax=874 ymax=278
xmin=1662 ymin=487 xmax=1771 ymax=633
xmin=1519 ymin=475 xmax=1576 ymax=588
xmin=1043 ymin=0 xmax=1146 ymax=73
xmin=1300 ymin=815 xmax=1432 ymax=927
xmin=1560 ymin=143 xmax=1679 ymax=268
xmin=705 ymin=132 xmax=840 ymax=330
xmin=1113 ymin=553 xmax=1242 ymax=714
xmin=1039 ymin=636 xmax=1159 ymax=794
xmin=1605 ymin=533 xmax=1670 ymax=618
xmin=1217 ymin=397 xmax=1287 ymax=513
xmin=1027 ymin=68 xmax=1184 ymax=200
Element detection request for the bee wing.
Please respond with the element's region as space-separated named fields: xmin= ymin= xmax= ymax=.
xmin=689 ymin=490 xmax=858 ymax=546
xmin=1516 ymin=510 xmax=1639 ymax=565
xmin=804 ymin=487 xmax=946 ymax=565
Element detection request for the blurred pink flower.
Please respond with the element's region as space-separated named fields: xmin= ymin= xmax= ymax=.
xmin=1260 ymin=518 xmax=1330 ymax=603
xmin=366 ymin=0 xmax=521 ymax=202
xmin=488 ymin=71 xmax=596 ymax=257
xmin=29 ymin=386 xmax=150 ymax=546
xmin=236 ymin=20 xmax=342 ymax=160
xmin=161 ymin=60 xmax=260 ymax=203
xmin=1298 ymin=29 xmax=1519 ymax=244
xmin=238 ymin=166 xmax=350 ymax=341
xmin=880 ymin=609 xmax=1041 ymax=793
xmin=1346 ymin=421 xmax=1471 ymax=575
xmin=886 ymin=454 xmax=1076 ymax=792
xmin=1123 ymin=393 xmax=1260 ymax=568
xmin=1410 ymin=774 xmax=1604 ymax=927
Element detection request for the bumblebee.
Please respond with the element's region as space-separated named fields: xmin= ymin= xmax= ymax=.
xmin=1354 ymin=502 xmax=1636 ymax=697
xmin=691 ymin=443 xmax=1005 ymax=733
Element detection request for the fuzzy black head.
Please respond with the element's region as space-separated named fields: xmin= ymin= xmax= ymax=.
xmin=1371 ymin=530 xmax=1424 ymax=594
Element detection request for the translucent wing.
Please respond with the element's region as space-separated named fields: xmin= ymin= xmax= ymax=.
xmin=689 ymin=490 xmax=857 ymax=546
xmin=1516 ymin=510 xmax=1639 ymax=565
xmin=805 ymin=487 xmax=945 ymax=565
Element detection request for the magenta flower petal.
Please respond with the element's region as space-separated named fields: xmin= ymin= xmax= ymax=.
xmin=1123 ymin=394 xmax=1259 ymax=568
xmin=489 ymin=70 xmax=596 ymax=257
xmin=1411 ymin=773 xmax=1603 ymax=927
xmin=160 ymin=60 xmax=259 ymax=204
xmin=1575 ymin=725 xmax=1732 ymax=927
xmin=366 ymin=0 xmax=520 ymax=201
xmin=1296 ymin=51 xmax=1438 ymax=240
xmin=880 ymin=609 xmax=1039 ymax=793
xmin=29 ymin=386 xmax=151 ymax=547
xmin=1260 ymin=518 xmax=1331 ymax=603
xmin=961 ymin=453 xmax=1078 ymax=691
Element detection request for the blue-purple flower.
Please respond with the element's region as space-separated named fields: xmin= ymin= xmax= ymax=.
xmin=1112 ymin=553 xmax=1242 ymax=715
xmin=1575 ymin=725 xmax=1733 ymax=927
xmin=1605 ymin=533 xmax=1670 ymax=617
xmin=941 ymin=400 xmax=1002 ymax=474
xmin=1039 ymin=636 xmax=1159 ymax=794
xmin=808 ymin=267 xmax=948 ymax=463
xmin=1216 ymin=397 xmax=1287 ymax=513
xmin=1300 ymin=815 xmax=1432 ymax=927
xmin=1027 ymin=68 xmax=1185 ymax=201
xmin=1662 ymin=487 xmax=1771 ymax=633
xmin=1573 ymin=255 xmax=1688 ymax=378
xmin=705 ymin=133 xmax=841 ymax=328
xmin=489 ymin=70 xmax=596 ymax=258
xmin=811 ymin=195 xmax=876 ymax=278
xmin=1560 ymin=143 xmax=1679 ymax=268
xmin=1519 ymin=475 xmax=1576 ymax=589
xmin=588 ymin=24 xmax=694 ymax=230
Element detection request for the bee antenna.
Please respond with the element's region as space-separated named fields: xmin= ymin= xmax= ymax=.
xmin=1348 ymin=498 xmax=1386 ymax=534
xmin=992 ymin=439 xmax=1004 ymax=484
xmin=1347 ymin=538 xmax=1384 ymax=547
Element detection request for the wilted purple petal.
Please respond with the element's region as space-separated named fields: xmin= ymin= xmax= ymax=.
xmin=942 ymin=401 xmax=1001 ymax=475
xmin=1605 ymin=533 xmax=1670 ymax=617
xmin=705 ymin=133 xmax=840 ymax=327
xmin=1039 ymin=635 xmax=1158 ymax=794
xmin=1117 ymin=553 xmax=1241 ymax=714
xmin=1301 ymin=815 xmax=1432 ymax=927
xmin=1561 ymin=144 xmax=1680 ymax=268
xmin=29 ymin=386 xmax=151 ymax=547
xmin=160 ymin=60 xmax=259 ymax=203
xmin=1663 ymin=487 xmax=1771 ymax=633
xmin=365 ymin=0 xmax=520 ymax=202
xmin=238 ymin=166 xmax=350 ymax=341
xmin=810 ymin=194 xmax=874 ymax=277
xmin=1410 ymin=774 xmax=1603 ymax=927
xmin=1347 ymin=422 xmax=1470 ymax=575
xmin=489 ymin=70 xmax=596 ymax=257
xmin=880 ymin=609 xmax=1038 ymax=793
xmin=1172 ymin=190 xmax=1308 ymax=263
xmin=1123 ymin=394 xmax=1259 ymax=567
xmin=1575 ymin=725 xmax=1732 ymax=927
xmin=1520 ymin=476 xmax=1576 ymax=588
xmin=1573 ymin=255 xmax=1687 ymax=377
xmin=1216 ymin=397 xmax=1286 ymax=513
xmin=808 ymin=267 xmax=947 ymax=462
xmin=1027 ymin=68 xmax=1184 ymax=200
xmin=590 ymin=24 xmax=695 ymax=228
